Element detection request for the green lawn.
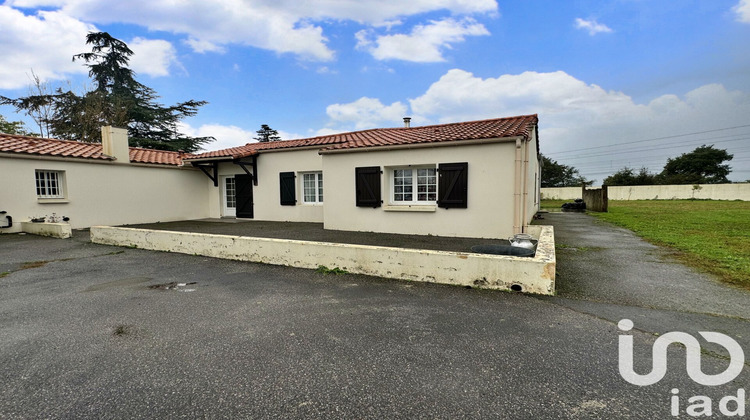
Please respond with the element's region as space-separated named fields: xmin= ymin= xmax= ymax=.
xmin=555 ymin=200 xmax=750 ymax=288
xmin=539 ymin=199 xmax=568 ymax=209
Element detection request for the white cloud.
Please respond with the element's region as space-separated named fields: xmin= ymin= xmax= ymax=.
xmin=313 ymin=127 xmax=346 ymax=137
xmin=179 ymin=123 xmax=255 ymax=151
xmin=316 ymin=66 xmax=338 ymax=75
xmin=407 ymin=69 xmax=750 ymax=181
xmin=325 ymin=97 xmax=408 ymax=130
xmin=184 ymin=38 xmax=225 ymax=54
xmin=0 ymin=6 xmax=93 ymax=89
xmin=128 ymin=38 xmax=179 ymax=77
xmin=250 ymin=0 xmax=498 ymax=25
xmin=356 ymin=18 xmax=489 ymax=62
xmin=2 ymin=0 xmax=497 ymax=62
xmin=0 ymin=6 xmax=178 ymax=88
xmin=574 ymin=18 xmax=613 ymax=35
xmin=182 ymin=123 xmax=303 ymax=151
xmin=734 ymin=0 xmax=750 ymax=23
xmin=410 ymin=69 xmax=634 ymax=123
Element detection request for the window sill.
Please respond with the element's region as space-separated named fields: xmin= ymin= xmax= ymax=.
xmin=37 ymin=198 xmax=69 ymax=204
xmin=383 ymin=205 xmax=436 ymax=212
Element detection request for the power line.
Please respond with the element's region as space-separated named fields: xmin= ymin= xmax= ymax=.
xmin=544 ymin=124 xmax=750 ymax=156
xmin=558 ymin=136 xmax=750 ymax=162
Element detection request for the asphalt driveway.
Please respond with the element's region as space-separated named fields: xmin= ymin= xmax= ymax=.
xmin=540 ymin=212 xmax=750 ymax=357
xmin=1 ymin=217 xmax=748 ymax=419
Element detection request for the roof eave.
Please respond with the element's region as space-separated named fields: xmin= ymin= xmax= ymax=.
xmin=0 ymin=151 xmax=113 ymax=162
xmin=318 ymin=135 xmax=525 ymax=155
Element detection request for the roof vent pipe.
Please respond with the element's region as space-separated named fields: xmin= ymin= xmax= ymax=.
xmin=403 ymin=117 xmax=411 ymax=128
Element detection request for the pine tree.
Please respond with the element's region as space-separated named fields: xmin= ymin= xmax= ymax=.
xmin=1 ymin=32 xmax=213 ymax=152
xmin=254 ymin=124 xmax=281 ymax=142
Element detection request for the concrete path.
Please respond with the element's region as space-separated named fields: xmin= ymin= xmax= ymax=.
xmin=540 ymin=211 xmax=750 ymax=357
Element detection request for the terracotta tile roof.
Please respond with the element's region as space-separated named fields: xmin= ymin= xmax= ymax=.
xmin=323 ymin=114 xmax=538 ymax=152
xmin=129 ymin=147 xmax=192 ymax=166
xmin=0 ymin=133 xmax=110 ymax=160
xmin=187 ymin=144 xmax=258 ymax=160
xmin=0 ymin=132 xmax=190 ymax=166
xmin=187 ymin=114 xmax=538 ymax=160
xmin=2 ymin=115 xmax=538 ymax=164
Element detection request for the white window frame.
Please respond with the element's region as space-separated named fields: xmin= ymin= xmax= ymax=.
xmin=300 ymin=171 xmax=323 ymax=204
xmin=389 ymin=165 xmax=437 ymax=206
xmin=221 ymin=175 xmax=236 ymax=217
xmin=35 ymin=170 xmax=66 ymax=200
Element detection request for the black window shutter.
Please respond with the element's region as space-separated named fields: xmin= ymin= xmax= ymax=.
xmin=355 ymin=166 xmax=381 ymax=208
xmin=437 ymin=162 xmax=468 ymax=209
xmin=279 ymin=172 xmax=296 ymax=205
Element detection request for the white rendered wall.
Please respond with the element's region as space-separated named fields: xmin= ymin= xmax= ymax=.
xmin=322 ymin=141 xmax=519 ymax=239
xmin=541 ymin=184 xmax=750 ymax=201
xmin=0 ymin=155 xmax=210 ymax=234
xmin=206 ymin=149 xmax=325 ymax=222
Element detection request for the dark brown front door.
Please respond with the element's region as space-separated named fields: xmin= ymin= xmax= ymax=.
xmin=235 ymin=174 xmax=254 ymax=218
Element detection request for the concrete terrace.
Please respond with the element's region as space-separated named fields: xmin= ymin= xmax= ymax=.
xmin=120 ymin=219 xmax=508 ymax=253
xmin=94 ymin=219 xmax=557 ymax=294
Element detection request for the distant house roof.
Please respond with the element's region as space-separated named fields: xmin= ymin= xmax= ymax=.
xmin=186 ymin=114 xmax=538 ymax=161
xmin=0 ymin=133 xmax=190 ymax=166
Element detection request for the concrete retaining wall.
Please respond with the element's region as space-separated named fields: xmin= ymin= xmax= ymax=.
xmin=20 ymin=221 xmax=72 ymax=239
xmin=91 ymin=225 xmax=556 ymax=295
xmin=541 ymin=183 xmax=750 ymax=201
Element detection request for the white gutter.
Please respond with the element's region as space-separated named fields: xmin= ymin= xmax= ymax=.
xmin=521 ymin=132 xmax=530 ymax=233
xmin=513 ymin=137 xmax=523 ymax=234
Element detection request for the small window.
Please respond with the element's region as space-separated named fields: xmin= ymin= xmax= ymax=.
xmin=301 ymin=172 xmax=323 ymax=204
xmin=391 ymin=167 xmax=436 ymax=205
xmin=225 ymin=177 xmax=236 ymax=209
xmin=35 ymin=170 xmax=65 ymax=199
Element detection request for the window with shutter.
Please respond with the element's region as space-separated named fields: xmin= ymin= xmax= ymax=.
xmin=300 ymin=172 xmax=323 ymax=204
xmin=355 ymin=166 xmax=381 ymax=207
xmin=279 ymin=172 xmax=296 ymax=205
xmin=437 ymin=162 xmax=468 ymax=209
xmin=390 ymin=166 xmax=437 ymax=204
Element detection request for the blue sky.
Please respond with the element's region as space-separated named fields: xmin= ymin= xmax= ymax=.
xmin=1 ymin=0 xmax=749 ymax=183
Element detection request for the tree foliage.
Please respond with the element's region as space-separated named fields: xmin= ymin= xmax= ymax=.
xmin=658 ymin=145 xmax=733 ymax=184
xmin=254 ymin=124 xmax=281 ymax=142
xmin=1 ymin=32 xmax=213 ymax=152
xmin=541 ymin=155 xmax=590 ymax=187
xmin=0 ymin=114 xmax=35 ymax=136
xmin=601 ymin=145 xmax=734 ymax=186
xmin=603 ymin=167 xmax=657 ymax=186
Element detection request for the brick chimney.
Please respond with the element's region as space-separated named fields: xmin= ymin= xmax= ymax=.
xmin=101 ymin=126 xmax=130 ymax=163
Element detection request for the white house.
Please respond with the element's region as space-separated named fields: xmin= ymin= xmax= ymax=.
xmin=185 ymin=114 xmax=541 ymax=239
xmin=1 ymin=115 xmax=541 ymax=239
